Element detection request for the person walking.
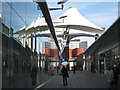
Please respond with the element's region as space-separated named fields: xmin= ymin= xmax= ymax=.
xmin=112 ymin=64 xmax=119 ymax=87
xmin=28 ymin=62 xmax=31 ymax=73
xmin=104 ymin=65 xmax=114 ymax=88
xmin=61 ymin=65 xmax=69 ymax=86
xmin=91 ymin=62 xmax=95 ymax=73
xmin=22 ymin=62 xmax=25 ymax=73
xmin=73 ymin=65 xmax=75 ymax=73
xmin=80 ymin=64 xmax=83 ymax=71
xmin=31 ymin=64 xmax=38 ymax=86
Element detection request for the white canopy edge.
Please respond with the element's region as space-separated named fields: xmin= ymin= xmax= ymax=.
xmin=26 ymin=21 xmax=35 ymax=30
xmin=34 ymin=14 xmax=41 ymax=28
xmin=14 ymin=25 xmax=26 ymax=35
xmin=54 ymin=7 xmax=104 ymax=34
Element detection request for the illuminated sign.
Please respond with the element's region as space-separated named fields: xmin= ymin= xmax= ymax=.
xmin=61 ymin=61 xmax=68 ymax=65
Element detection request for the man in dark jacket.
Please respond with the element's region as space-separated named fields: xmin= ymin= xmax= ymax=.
xmin=31 ymin=64 xmax=38 ymax=86
xmin=61 ymin=65 xmax=69 ymax=86
xmin=113 ymin=64 xmax=119 ymax=87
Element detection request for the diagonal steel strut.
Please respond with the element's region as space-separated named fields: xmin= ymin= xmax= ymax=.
xmin=36 ymin=1 xmax=60 ymax=52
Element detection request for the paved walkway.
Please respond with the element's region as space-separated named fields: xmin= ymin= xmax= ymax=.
xmin=37 ymin=71 xmax=109 ymax=88
xmin=21 ymin=71 xmax=54 ymax=89
xmin=3 ymin=70 xmax=54 ymax=89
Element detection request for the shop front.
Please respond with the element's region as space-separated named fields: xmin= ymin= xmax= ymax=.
xmin=84 ymin=17 xmax=120 ymax=73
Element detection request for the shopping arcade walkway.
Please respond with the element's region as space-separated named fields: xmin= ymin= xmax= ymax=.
xmin=36 ymin=71 xmax=109 ymax=89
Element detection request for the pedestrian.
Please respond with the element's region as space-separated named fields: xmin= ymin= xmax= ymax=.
xmin=28 ymin=62 xmax=31 ymax=73
xmin=80 ymin=65 xmax=83 ymax=71
xmin=57 ymin=66 xmax=59 ymax=73
xmin=61 ymin=65 xmax=69 ymax=86
xmin=22 ymin=62 xmax=25 ymax=73
xmin=112 ymin=64 xmax=119 ymax=87
xmin=91 ymin=62 xmax=95 ymax=73
xmin=73 ymin=65 xmax=75 ymax=73
xmin=40 ymin=66 xmax=41 ymax=71
xmin=31 ymin=64 xmax=38 ymax=86
xmin=104 ymin=65 xmax=114 ymax=88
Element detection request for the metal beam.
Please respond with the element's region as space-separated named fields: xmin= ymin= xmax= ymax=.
xmin=37 ymin=1 xmax=60 ymax=52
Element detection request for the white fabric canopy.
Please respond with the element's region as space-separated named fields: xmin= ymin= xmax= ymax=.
xmin=34 ymin=15 xmax=41 ymax=28
xmin=54 ymin=7 xmax=104 ymax=34
xmin=16 ymin=7 xmax=104 ymax=36
xmin=14 ymin=25 xmax=26 ymax=36
xmin=23 ymin=15 xmax=49 ymax=35
xmin=27 ymin=30 xmax=59 ymax=38
xmin=25 ymin=15 xmax=41 ymax=35
xmin=28 ymin=30 xmax=95 ymax=40
xmin=33 ymin=15 xmax=48 ymax=32
xmin=25 ymin=21 xmax=35 ymax=35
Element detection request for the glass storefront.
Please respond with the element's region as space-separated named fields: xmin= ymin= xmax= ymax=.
xmin=2 ymin=2 xmax=39 ymax=88
xmin=96 ymin=45 xmax=120 ymax=73
xmin=105 ymin=46 xmax=120 ymax=66
xmin=91 ymin=45 xmax=120 ymax=74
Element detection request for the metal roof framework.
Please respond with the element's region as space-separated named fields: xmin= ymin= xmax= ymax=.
xmin=36 ymin=1 xmax=61 ymax=52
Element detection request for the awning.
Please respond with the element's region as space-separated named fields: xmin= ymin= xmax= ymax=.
xmin=54 ymin=7 xmax=104 ymax=34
